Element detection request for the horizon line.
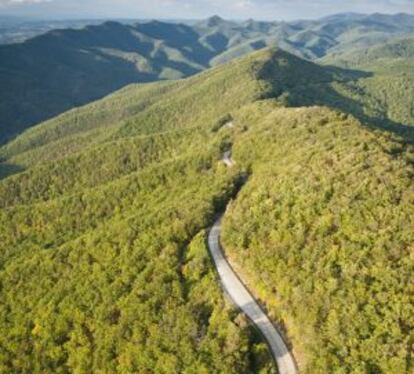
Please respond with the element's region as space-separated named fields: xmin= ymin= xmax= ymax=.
xmin=1 ymin=11 xmax=413 ymax=23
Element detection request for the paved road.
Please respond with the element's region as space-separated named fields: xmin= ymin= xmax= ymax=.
xmin=222 ymin=151 xmax=235 ymax=167
xmin=207 ymin=152 xmax=297 ymax=374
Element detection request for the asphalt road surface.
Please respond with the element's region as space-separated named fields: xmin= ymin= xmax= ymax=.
xmin=207 ymin=152 xmax=297 ymax=374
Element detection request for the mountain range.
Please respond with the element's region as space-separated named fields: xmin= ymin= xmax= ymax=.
xmin=1 ymin=12 xmax=413 ymax=143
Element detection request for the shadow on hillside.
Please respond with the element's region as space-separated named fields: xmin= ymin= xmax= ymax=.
xmin=298 ymin=79 xmax=414 ymax=144
xmin=0 ymin=162 xmax=24 ymax=180
xmin=0 ymin=21 xmax=214 ymax=145
xmin=259 ymin=52 xmax=414 ymax=144
xmin=134 ymin=21 xmax=216 ymax=65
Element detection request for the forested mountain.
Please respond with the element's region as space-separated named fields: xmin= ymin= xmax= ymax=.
xmin=1 ymin=12 xmax=413 ymax=143
xmin=320 ymin=37 xmax=414 ymax=130
xmin=0 ymin=50 xmax=280 ymax=373
xmin=0 ymin=47 xmax=413 ymax=373
xmin=321 ymin=36 xmax=414 ymax=68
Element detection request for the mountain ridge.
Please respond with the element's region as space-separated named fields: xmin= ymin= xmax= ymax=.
xmin=1 ymin=12 xmax=413 ymax=143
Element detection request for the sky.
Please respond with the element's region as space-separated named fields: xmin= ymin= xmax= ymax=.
xmin=0 ymin=0 xmax=413 ymax=20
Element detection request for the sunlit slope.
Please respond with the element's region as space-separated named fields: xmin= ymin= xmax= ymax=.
xmin=222 ymin=102 xmax=414 ymax=373
xmin=321 ymin=38 xmax=414 ymax=129
xmin=320 ymin=37 xmax=414 ymax=68
xmin=0 ymin=47 xmax=413 ymax=373
xmin=0 ymin=47 xmax=315 ymax=178
xmin=0 ymin=46 xmax=375 ymax=176
xmin=0 ymin=50 xmax=284 ymax=374
xmin=0 ymin=81 xmax=179 ymax=165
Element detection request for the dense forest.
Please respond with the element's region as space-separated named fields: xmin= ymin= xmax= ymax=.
xmin=0 ymin=47 xmax=413 ymax=372
xmin=0 ymin=49 xmax=279 ymax=373
xmin=222 ymin=102 xmax=414 ymax=372
xmin=0 ymin=149 xmax=273 ymax=372
xmin=321 ymin=37 xmax=414 ymax=132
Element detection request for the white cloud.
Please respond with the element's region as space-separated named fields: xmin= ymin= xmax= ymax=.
xmin=0 ymin=0 xmax=52 ymax=5
xmin=235 ymin=0 xmax=254 ymax=9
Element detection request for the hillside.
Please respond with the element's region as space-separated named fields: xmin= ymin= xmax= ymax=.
xmin=0 ymin=48 xmax=413 ymax=373
xmin=320 ymin=38 xmax=414 ymax=131
xmin=0 ymin=20 xmax=214 ymax=143
xmin=320 ymin=37 xmax=414 ymax=68
xmin=222 ymin=102 xmax=414 ymax=373
xmin=1 ymin=12 xmax=413 ymax=143
xmin=0 ymin=50 xmax=279 ymax=373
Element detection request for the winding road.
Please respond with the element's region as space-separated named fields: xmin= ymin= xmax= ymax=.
xmin=222 ymin=150 xmax=235 ymax=167
xmin=207 ymin=152 xmax=297 ymax=374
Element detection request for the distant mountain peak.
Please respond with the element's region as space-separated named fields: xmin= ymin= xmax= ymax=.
xmin=102 ymin=20 xmax=123 ymax=28
xmin=206 ymin=15 xmax=225 ymax=27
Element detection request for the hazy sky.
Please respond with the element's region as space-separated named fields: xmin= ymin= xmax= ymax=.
xmin=1 ymin=0 xmax=413 ymax=20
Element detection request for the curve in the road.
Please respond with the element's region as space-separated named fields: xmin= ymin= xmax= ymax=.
xmin=208 ymin=152 xmax=297 ymax=374
xmin=222 ymin=150 xmax=235 ymax=167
